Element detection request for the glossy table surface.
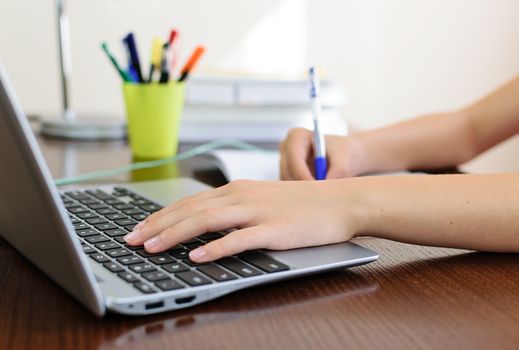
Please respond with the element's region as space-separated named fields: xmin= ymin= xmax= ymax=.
xmin=1 ymin=134 xmax=518 ymax=350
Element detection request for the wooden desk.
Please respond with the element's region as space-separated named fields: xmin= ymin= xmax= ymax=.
xmin=1 ymin=135 xmax=518 ymax=350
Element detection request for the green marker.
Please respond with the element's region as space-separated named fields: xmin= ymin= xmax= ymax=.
xmin=101 ymin=42 xmax=133 ymax=82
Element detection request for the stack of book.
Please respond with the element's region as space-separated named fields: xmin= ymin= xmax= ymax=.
xmin=180 ymin=76 xmax=347 ymax=142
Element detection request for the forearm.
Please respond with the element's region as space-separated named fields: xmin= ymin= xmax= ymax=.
xmin=339 ymin=174 xmax=519 ymax=252
xmin=353 ymin=75 xmax=519 ymax=174
xmin=353 ymin=111 xmax=474 ymax=173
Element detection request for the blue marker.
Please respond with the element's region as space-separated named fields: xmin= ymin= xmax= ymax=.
xmin=309 ymin=66 xmax=327 ymax=180
xmin=122 ymin=33 xmax=144 ymax=83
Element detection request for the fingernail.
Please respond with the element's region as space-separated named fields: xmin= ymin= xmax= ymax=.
xmin=134 ymin=221 xmax=145 ymax=230
xmin=123 ymin=229 xmax=142 ymax=243
xmin=190 ymin=247 xmax=207 ymax=261
xmin=144 ymin=236 xmax=161 ymax=250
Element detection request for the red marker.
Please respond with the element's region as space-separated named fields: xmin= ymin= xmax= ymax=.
xmin=177 ymin=46 xmax=205 ymax=82
xmin=168 ymin=29 xmax=179 ymax=75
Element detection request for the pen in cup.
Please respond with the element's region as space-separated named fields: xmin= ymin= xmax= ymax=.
xmin=123 ymin=32 xmax=144 ymax=83
xmin=100 ymin=42 xmax=133 ymax=82
xmin=308 ymin=66 xmax=327 ymax=180
xmin=158 ymin=43 xmax=170 ymax=84
xmin=178 ymin=45 xmax=205 ymax=82
xmin=147 ymin=37 xmax=163 ymax=83
xmin=168 ymin=29 xmax=179 ymax=76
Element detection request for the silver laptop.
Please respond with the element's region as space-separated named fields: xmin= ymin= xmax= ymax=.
xmin=0 ymin=63 xmax=378 ymax=317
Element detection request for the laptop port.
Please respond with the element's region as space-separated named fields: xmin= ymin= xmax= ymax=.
xmin=145 ymin=301 xmax=164 ymax=310
xmin=175 ymin=296 xmax=196 ymax=304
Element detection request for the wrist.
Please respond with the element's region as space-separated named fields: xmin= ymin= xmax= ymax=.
xmin=347 ymin=133 xmax=379 ymax=176
xmin=318 ymin=178 xmax=374 ymax=239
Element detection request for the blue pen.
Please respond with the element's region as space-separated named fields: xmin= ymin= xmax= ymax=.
xmin=309 ymin=67 xmax=327 ymax=180
xmin=122 ymin=33 xmax=144 ymax=83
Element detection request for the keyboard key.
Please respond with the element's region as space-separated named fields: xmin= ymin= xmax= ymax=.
xmin=124 ymin=224 xmax=137 ymax=231
xmin=169 ymin=248 xmax=189 ymax=259
xmin=133 ymin=282 xmax=156 ymax=294
xmin=73 ymin=222 xmax=89 ymax=230
xmin=85 ymin=217 xmax=108 ymax=225
xmin=87 ymin=203 xmax=108 ymax=210
xmin=155 ymin=279 xmax=185 ymax=291
xmin=104 ymin=199 xmax=123 ymax=205
xmin=198 ymin=265 xmax=238 ymax=282
xmin=136 ymin=249 xmax=156 ymax=258
xmin=65 ymin=191 xmax=91 ymax=201
xmin=76 ymin=228 xmax=99 ymax=237
xmin=132 ymin=213 xmax=148 ymax=221
xmin=182 ymin=259 xmax=209 ymax=267
xmin=217 ymin=257 xmax=262 ymax=277
xmin=70 ymin=218 xmax=81 ymax=224
xmin=105 ymin=228 xmax=128 ymax=237
xmin=95 ymin=242 xmax=119 ymax=251
xmin=106 ymin=213 xmax=128 ymax=221
xmin=182 ymin=242 xmax=203 ymax=251
xmin=198 ymin=232 xmax=223 ymax=241
xmin=77 ymin=212 xmax=97 ymax=219
xmin=96 ymin=208 xmax=118 ymax=215
xmin=117 ymin=256 xmax=144 ymax=265
xmin=129 ymin=263 xmax=156 ymax=273
xmin=239 ymin=252 xmax=290 ymax=273
xmin=113 ymin=186 xmax=130 ymax=193
xmin=123 ymin=208 xmax=145 ymax=215
xmin=85 ymin=235 xmax=110 ymax=244
xmin=118 ymin=271 xmax=139 ymax=283
xmin=162 ymin=262 xmax=189 ymax=273
xmin=94 ymin=223 xmax=119 ymax=231
xmin=142 ymin=271 xmax=170 ymax=282
xmin=103 ymin=262 xmax=124 ymax=272
xmin=86 ymin=189 xmax=114 ymax=201
xmin=106 ymin=248 xmax=133 ymax=258
xmin=113 ymin=192 xmax=130 ymax=197
xmin=113 ymin=204 xmax=135 ymax=211
xmin=139 ymin=204 xmax=162 ymax=212
xmin=130 ymin=199 xmax=152 ymax=206
xmin=89 ymin=252 xmax=110 ymax=263
xmin=113 ymin=240 xmax=140 ymax=252
xmin=79 ymin=199 xmax=98 ymax=205
xmin=68 ymin=207 xmax=89 ymax=214
xmin=64 ymin=202 xmax=81 ymax=209
xmin=175 ymin=271 xmax=212 ymax=286
xmin=149 ymin=255 xmax=176 ymax=265
xmin=115 ymin=219 xmax=137 ymax=226
xmin=82 ymin=245 xmax=96 ymax=254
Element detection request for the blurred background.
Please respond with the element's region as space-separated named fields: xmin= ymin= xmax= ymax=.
xmin=2 ymin=0 xmax=519 ymax=172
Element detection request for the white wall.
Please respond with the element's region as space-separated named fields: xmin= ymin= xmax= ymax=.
xmin=2 ymin=0 xmax=519 ymax=171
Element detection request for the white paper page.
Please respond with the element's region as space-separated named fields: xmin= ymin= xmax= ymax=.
xmin=209 ymin=150 xmax=427 ymax=182
xmin=210 ymin=150 xmax=280 ymax=182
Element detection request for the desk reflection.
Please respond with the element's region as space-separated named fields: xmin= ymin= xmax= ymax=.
xmin=99 ymin=271 xmax=378 ymax=350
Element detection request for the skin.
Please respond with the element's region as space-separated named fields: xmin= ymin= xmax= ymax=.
xmin=124 ymin=75 xmax=519 ymax=261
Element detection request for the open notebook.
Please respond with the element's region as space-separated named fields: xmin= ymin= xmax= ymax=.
xmin=210 ymin=150 xmax=280 ymax=182
xmin=209 ymin=150 xmax=426 ymax=182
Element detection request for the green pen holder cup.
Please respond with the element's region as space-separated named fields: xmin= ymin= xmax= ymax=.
xmin=123 ymin=82 xmax=185 ymax=159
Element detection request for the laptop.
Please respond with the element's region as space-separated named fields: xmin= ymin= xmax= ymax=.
xmin=0 ymin=63 xmax=378 ymax=317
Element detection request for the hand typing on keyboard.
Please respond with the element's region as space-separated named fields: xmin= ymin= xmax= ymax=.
xmin=123 ymin=180 xmax=357 ymax=263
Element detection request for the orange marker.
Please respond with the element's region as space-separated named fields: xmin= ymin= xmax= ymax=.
xmin=177 ymin=46 xmax=205 ymax=82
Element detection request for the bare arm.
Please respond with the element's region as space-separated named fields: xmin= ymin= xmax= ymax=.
xmin=280 ymin=75 xmax=519 ymax=179
xmin=346 ymin=173 xmax=519 ymax=252
xmin=124 ymin=173 xmax=519 ymax=262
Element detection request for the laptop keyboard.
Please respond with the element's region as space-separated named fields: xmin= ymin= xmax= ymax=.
xmin=61 ymin=187 xmax=290 ymax=294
